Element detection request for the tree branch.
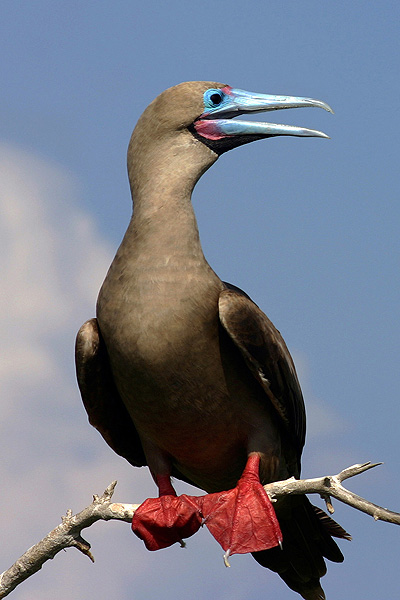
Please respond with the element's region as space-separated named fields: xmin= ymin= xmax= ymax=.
xmin=265 ymin=462 xmax=400 ymax=525
xmin=0 ymin=482 xmax=140 ymax=599
xmin=1 ymin=462 xmax=398 ymax=598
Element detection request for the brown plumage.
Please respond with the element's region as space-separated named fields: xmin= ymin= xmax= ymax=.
xmin=76 ymin=81 xmax=349 ymax=599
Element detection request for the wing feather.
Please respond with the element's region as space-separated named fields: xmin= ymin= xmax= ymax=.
xmin=75 ymin=318 xmax=146 ymax=467
xmin=219 ymin=285 xmax=306 ymax=455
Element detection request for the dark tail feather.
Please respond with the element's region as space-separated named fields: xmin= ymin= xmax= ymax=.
xmin=252 ymin=496 xmax=350 ymax=600
xmin=312 ymin=505 xmax=352 ymax=540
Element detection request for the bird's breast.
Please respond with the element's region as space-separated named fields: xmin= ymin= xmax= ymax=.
xmin=97 ymin=260 xmax=229 ymax=420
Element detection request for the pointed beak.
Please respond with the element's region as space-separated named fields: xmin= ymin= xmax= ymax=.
xmin=194 ymin=86 xmax=333 ymax=143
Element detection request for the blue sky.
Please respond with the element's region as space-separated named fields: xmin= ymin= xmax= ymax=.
xmin=1 ymin=2 xmax=399 ymax=599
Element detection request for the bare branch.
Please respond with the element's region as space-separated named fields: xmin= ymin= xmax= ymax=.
xmin=0 ymin=482 xmax=139 ymax=599
xmin=264 ymin=462 xmax=400 ymax=525
xmin=0 ymin=463 xmax=398 ymax=598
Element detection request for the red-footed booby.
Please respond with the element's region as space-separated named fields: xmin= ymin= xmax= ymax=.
xmin=76 ymin=82 xmax=349 ymax=600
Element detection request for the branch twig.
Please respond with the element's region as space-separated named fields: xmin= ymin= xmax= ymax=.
xmin=0 ymin=462 xmax=398 ymax=598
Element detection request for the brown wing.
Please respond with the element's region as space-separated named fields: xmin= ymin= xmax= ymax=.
xmin=219 ymin=284 xmax=306 ymax=460
xmin=75 ymin=318 xmax=146 ymax=467
xmin=219 ymin=285 xmax=351 ymax=597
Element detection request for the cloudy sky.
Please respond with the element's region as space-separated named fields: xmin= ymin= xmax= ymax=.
xmin=1 ymin=2 xmax=399 ymax=599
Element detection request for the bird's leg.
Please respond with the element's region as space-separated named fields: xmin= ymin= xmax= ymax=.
xmin=155 ymin=474 xmax=177 ymax=497
xmin=132 ymin=454 xmax=282 ymax=559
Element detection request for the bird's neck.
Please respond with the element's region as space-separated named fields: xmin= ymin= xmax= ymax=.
xmin=125 ymin=190 xmax=204 ymax=267
xmin=124 ymin=133 xmax=218 ymax=266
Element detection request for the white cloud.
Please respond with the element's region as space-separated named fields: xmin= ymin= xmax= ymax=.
xmin=0 ymin=143 xmax=145 ymax=599
xmin=0 ymin=144 xmax=110 ymax=332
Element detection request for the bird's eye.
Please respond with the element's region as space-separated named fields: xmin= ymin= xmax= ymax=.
xmin=204 ymin=89 xmax=225 ymax=109
xmin=210 ymin=93 xmax=222 ymax=105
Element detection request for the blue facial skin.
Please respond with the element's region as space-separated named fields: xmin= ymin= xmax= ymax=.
xmin=203 ymin=88 xmax=230 ymax=111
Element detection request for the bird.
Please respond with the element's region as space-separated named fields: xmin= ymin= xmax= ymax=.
xmin=75 ymin=81 xmax=350 ymax=600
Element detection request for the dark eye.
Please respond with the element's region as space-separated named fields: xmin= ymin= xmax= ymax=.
xmin=204 ymin=88 xmax=225 ymax=109
xmin=210 ymin=93 xmax=222 ymax=105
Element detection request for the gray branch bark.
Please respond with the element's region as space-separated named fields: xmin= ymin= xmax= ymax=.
xmin=1 ymin=462 xmax=398 ymax=598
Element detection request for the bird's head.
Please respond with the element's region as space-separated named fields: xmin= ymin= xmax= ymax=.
xmin=127 ymin=81 xmax=332 ymax=195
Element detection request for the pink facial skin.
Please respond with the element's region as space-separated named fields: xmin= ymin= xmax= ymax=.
xmin=194 ymin=119 xmax=227 ymax=140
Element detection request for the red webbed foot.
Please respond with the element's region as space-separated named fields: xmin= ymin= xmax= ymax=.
xmin=132 ymin=474 xmax=203 ymax=550
xmin=131 ymin=455 xmax=282 ymax=561
xmin=199 ymin=454 xmax=282 ymax=563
